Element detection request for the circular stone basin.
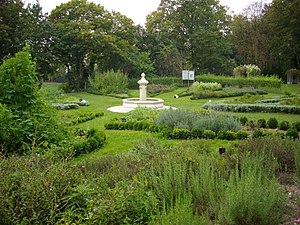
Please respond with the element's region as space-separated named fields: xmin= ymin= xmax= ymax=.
xmin=123 ymin=98 xmax=164 ymax=109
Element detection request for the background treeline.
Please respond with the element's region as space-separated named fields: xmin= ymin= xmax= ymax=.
xmin=1 ymin=0 xmax=299 ymax=90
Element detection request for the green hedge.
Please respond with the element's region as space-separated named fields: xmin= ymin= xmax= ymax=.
xmin=196 ymin=74 xmax=282 ymax=88
xmin=69 ymin=112 xmax=104 ymax=126
xmin=191 ymin=88 xmax=266 ymax=100
xmin=203 ymin=103 xmax=300 ymax=114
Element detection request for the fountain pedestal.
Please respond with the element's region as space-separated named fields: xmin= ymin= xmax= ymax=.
xmin=108 ymin=73 xmax=174 ymax=113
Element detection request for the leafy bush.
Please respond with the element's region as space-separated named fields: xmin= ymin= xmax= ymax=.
xmin=171 ymin=128 xmax=191 ymax=139
xmin=194 ymin=113 xmax=242 ymax=133
xmin=0 ymin=154 xmax=83 ymax=224
xmin=292 ymin=122 xmax=300 ymax=132
xmin=0 ymin=47 xmax=68 ymax=155
xmin=236 ymin=130 xmax=249 ymax=140
xmin=267 ymin=118 xmax=278 ymax=129
xmin=253 ymin=129 xmax=265 ymax=138
xmin=0 ymin=45 xmax=39 ymax=111
xmin=191 ymin=128 xmax=204 ymax=138
xmin=257 ymin=118 xmax=267 ymax=128
xmin=239 ymin=116 xmax=248 ymax=125
xmin=154 ymin=110 xmax=199 ymax=130
xmin=279 ymin=121 xmax=290 ymax=130
xmin=238 ymin=136 xmax=299 ymax=173
xmin=190 ymin=81 xmax=222 ymax=92
xmin=286 ymin=128 xmax=299 ymax=141
xmin=88 ymin=70 xmax=128 ymax=95
xmin=203 ymin=130 xmax=216 ymax=139
xmin=233 ymin=64 xmax=261 ymax=77
xmin=73 ymin=128 xmax=106 ymax=156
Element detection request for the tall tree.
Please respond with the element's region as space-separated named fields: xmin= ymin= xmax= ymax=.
xmin=229 ymin=2 xmax=272 ymax=72
xmin=264 ymin=0 xmax=300 ymax=74
xmin=0 ymin=0 xmax=28 ymax=60
xmin=146 ymin=0 xmax=234 ymax=74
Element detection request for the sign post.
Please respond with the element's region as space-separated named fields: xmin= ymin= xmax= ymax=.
xmin=182 ymin=70 xmax=194 ymax=86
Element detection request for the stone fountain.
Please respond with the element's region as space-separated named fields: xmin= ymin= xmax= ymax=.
xmin=108 ymin=73 xmax=174 ymax=113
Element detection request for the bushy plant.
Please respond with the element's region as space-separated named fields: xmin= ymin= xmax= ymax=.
xmin=245 ymin=64 xmax=261 ymax=77
xmin=88 ymin=70 xmax=128 ymax=95
xmin=238 ymin=136 xmax=299 ymax=173
xmin=0 ymin=154 xmax=83 ymax=224
xmin=171 ymin=128 xmax=191 ymax=139
xmin=190 ymin=81 xmax=222 ymax=92
xmin=191 ymin=128 xmax=204 ymax=138
xmin=149 ymin=193 xmax=210 ymax=225
xmin=0 ymin=47 xmax=68 ymax=155
xmin=239 ymin=116 xmax=248 ymax=125
xmin=203 ymin=130 xmax=216 ymax=139
xmin=286 ymin=128 xmax=299 ymax=141
xmin=154 ymin=110 xmax=199 ymax=130
xmin=0 ymin=45 xmax=39 ymax=111
xmin=233 ymin=64 xmax=261 ymax=77
xmin=257 ymin=118 xmax=267 ymax=128
xmin=236 ymin=130 xmax=249 ymax=140
xmin=267 ymin=117 xmax=278 ymax=129
xmin=218 ymin=154 xmax=285 ymax=225
xmin=252 ymin=129 xmax=265 ymax=138
xmin=194 ymin=113 xmax=242 ymax=133
xmin=279 ymin=121 xmax=290 ymax=130
xmin=292 ymin=122 xmax=300 ymax=132
xmin=73 ymin=128 xmax=106 ymax=156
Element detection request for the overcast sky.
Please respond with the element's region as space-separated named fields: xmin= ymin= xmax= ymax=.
xmin=25 ymin=0 xmax=272 ymax=25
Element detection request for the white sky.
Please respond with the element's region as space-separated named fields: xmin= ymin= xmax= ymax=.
xmin=25 ymin=0 xmax=272 ymax=25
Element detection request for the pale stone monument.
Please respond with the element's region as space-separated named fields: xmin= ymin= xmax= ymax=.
xmin=108 ymin=73 xmax=175 ymax=113
xmin=137 ymin=73 xmax=149 ymax=101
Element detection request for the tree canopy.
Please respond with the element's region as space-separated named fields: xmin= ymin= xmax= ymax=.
xmin=0 ymin=0 xmax=299 ymax=86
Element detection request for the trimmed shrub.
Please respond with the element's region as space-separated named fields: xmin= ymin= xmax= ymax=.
xmin=267 ymin=118 xmax=278 ymax=129
xmin=279 ymin=121 xmax=290 ymax=131
xmin=224 ymin=130 xmax=237 ymax=140
xmin=257 ymin=118 xmax=267 ymax=128
xmin=191 ymin=128 xmax=204 ymax=138
xmin=73 ymin=128 xmax=106 ymax=156
xmin=217 ymin=130 xmax=227 ymax=140
xmin=292 ymin=122 xmax=300 ymax=132
xmin=236 ymin=130 xmax=248 ymax=140
xmin=286 ymin=128 xmax=299 ymax=141
xmin=203 ymin=130 xmax=216 ymax=139
xmin=239 ymin=116 xmax=248 ymax=126
xmin=253 ymin=129 xmax=265 ymax=138
xmin=171 ymin=128 xmax=191 ymax=139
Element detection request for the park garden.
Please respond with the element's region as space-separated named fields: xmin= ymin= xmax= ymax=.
xmin=0 ymin=45 xmax=299 ymax=225
xmin=1 ymin=0 xmax=300 ymax=224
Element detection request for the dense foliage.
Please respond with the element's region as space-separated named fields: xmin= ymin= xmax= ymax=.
xmin=0 ymin=47 xmax=67 ymax=154
xmin=1 ymin=136 xmax=298 ymax=224
xmin=1 ymin=0 xmax=299 ymax=87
